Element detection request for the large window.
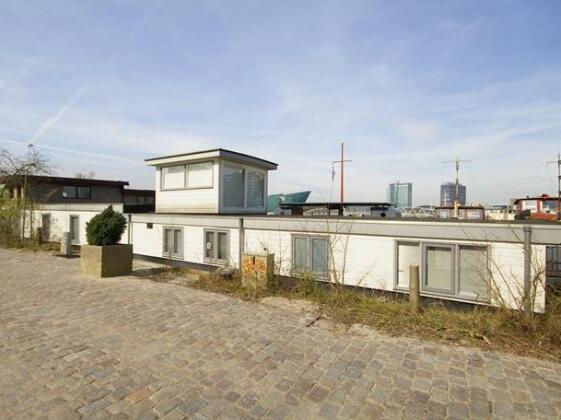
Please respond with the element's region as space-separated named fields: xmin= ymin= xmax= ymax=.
xmin=292 ymin=235 xmax=329 ymax=278
xmin=458 ymin=246 xmax=489 ymax=300
xmin=187 ymin=162 xmax=213 ymax=189
xmin=161 ymin=166 xmax=185 ymax=190
xmin=396 ymin=242 xmax=420 ymax=289
xmin=221 ymin=164 xmax=266 ymax=211
xmin=424 ymin=245 xmax=454 ymax=293
xmin=204 ymin=229 xmax=229 ymax=264
xmin=247 ymin=171 xmax=265 ymax=208
xmin=222 ymin=165 xmax=245 ymax=208
xmin=400 ymin=243 xmax=490 ymax=302
xmin=62 ymin=186 xmax=91 ymax=199
xmin=161 ymin=162 xmax=214 ymax=191
xmin=163 ymin=227 xmax=183 ymax=259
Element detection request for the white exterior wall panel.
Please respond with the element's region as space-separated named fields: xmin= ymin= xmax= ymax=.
xmin=131 ymin=221 xmax=240 ymax=268
xmin=155 ymin=163 xmax=220 ymax=213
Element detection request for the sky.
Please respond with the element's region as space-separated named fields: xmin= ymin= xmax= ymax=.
xmin=0 ymin=0 xmax=560 ymax=205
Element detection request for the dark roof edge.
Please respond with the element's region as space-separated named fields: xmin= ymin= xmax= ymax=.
xmin=144 ymin=148 xmax=278 ymax=167
xmin=1 ymin=175 xmax=129 ymax=187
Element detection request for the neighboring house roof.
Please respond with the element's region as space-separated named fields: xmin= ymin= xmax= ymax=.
xmin=513 ymin=194 xmax=558 ymax=204
xmin=123 ymin=188 xmax=156 ymax=197
xmin=144 ymin=148 xmax=278 ymax=170
xmin=0 ymin=175 xmax=129 ymax=187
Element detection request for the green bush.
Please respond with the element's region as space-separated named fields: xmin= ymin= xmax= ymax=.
xmin=85 ymin=206 xmax=127 ymax=246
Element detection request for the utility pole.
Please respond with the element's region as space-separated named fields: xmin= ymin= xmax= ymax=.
xmin=547 ymin=153 xmax=561 ymax=220
xmin=332 ymin=142 xmax=352 ymax=215
xmin=443 ymin=155 xmax=470 ymax=219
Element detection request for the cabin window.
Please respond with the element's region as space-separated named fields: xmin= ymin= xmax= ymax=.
xmin=163 ymin=227 xmax=183 ymax=259
xmin=292 ymin=235 xmax=329 ymax=278
xmin=161 ymin=166 xmax=185 ymax=190
xmin=187 ymin=162 xmax=213 ymax=189
xmin=204 ymin=229 xmax=229 ymax=265
xmin=222 ymin=165 xmax=245 ymax=209
xmin=395 ymin=242 xmax=420 ymax=289
xmin=246 ymin=171 xmax=265 ymax=209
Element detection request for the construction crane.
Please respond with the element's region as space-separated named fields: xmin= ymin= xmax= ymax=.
xmin=443 ymin=155 xmax=470 ymax=219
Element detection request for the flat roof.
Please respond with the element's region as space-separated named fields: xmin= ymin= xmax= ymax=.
xmin=1 ymin=175 xmax=129 ymax=187
xmin=281 ymin=202 xmax=393 ymax=209
xmin=144 ymin=148 xmax=278 ymax=170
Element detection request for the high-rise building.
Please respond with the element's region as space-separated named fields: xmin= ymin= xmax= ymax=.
xmin=387 ymin=182 xmax=412 ymax=208
xmin=440 ymin=182 xmax=466 ymax=206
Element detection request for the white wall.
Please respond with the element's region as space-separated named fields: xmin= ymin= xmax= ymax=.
xmin=31 ymin=204 xmax=127 ymax=246
xmin=243 ymin=229 xmax=547 ymax=312
xmin=155 ymin=161 xmax=220 ymax=213
xmin=131 ymin=221 xmax=240 ymax=268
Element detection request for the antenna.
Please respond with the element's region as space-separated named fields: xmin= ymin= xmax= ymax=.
xmin=443 ymin=155 xmax=471 ymax=218
xmin=332 ymin=142 xmax=352 ymax=214
xmin=547 ymin=153 xmax=561 ymax=220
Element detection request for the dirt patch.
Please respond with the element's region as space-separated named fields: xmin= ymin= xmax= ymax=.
xmin=260 ymin=296 xmax=319 ymax=315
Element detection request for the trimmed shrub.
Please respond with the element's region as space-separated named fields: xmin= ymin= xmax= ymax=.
xmin=85 ymin=206 xmax=127 ymax=246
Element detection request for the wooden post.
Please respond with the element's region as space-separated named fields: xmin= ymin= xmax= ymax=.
xmin=523 ymin=226 xmax=532 ymax=316
xmin=409 ymin=264 xmax=420 ymax=313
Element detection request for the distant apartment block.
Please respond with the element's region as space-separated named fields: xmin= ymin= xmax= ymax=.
xmin=440 ymin=182 xmax=466 ymax=206
xmin=387 ymin=182 xmax=412 ymax=208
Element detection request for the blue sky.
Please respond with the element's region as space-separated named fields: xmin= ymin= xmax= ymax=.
xmin=0 ymin=0 xmax=560 ymax=205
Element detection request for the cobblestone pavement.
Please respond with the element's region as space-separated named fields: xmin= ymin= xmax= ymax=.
xmin=1 ymin=249 xmax=561 ymax=420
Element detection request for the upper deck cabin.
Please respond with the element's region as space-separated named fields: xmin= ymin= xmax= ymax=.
xmin=145 ymin=148 xmax=278 ymax=214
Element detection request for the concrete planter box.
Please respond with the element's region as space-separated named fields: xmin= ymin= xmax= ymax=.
xmin=80 ymin=244 xmax=133 ymax=277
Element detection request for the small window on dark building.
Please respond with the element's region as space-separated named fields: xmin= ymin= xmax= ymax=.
xmin=77 ymin=186 xmax=91 ymax=199
xmin=147 ymin=223 xmax=153 ymax=229
xmin=62 ymin=186 xmax=77 ymax=198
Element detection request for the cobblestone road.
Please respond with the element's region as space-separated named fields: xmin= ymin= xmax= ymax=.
xmin=1 ymin=248 xmax=561 ymax=419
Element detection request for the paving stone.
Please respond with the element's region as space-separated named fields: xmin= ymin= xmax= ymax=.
xmin=0 ymin=248 xmax=560 ymax=420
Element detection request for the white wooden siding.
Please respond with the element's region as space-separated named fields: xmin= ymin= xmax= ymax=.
xmin=155 ymin=162 xmax=220 ymax=213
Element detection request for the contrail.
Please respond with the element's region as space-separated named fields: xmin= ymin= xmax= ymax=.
xmin=28 ymin=0 xmax=164 ymax=145
xmin=30 ymin=87 xmax=87 ymax=144
xmin=0 ymin=137 xmax=140 ymax=164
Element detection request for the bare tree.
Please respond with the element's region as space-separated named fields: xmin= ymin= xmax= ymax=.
xmin=75 ymin=171 xmax=96 ymax=179
xmin=0 ymin=146 xmax=52 ymax=244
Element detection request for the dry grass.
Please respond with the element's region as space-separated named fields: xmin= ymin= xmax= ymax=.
xmin=153 ymin=267 xmax=561 ymax=362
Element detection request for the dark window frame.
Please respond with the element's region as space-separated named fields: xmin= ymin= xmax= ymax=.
xmin=62 ymin=185 xmax=91 ymax=200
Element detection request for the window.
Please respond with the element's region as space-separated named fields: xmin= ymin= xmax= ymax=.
xmin=62 ymin=186 xmax=76 ymax=198
xmin=161 ymin=166 xmax=185 ymax=190
xmin=69 ymin=215 xmax=80 ymax=244
xmin=292 ymin=235 xmax=329 ymax=278
xmin=62 ymin=186 xmax=91 ymax=199
xmin=543 ymin=200 xmax=559 ymax=213
xmin=187 ymin=162 xmax=213 ymax=189
xmin=424 ymin=245 xmax=454 ymax=293
xmin=77 ymin=186 xmax=91 ymax=199
xmin=222 ymin=165 xmax=245 ymax=208
xmin=458 ymin=246 xmax=489 ymax=300
xmin=146 ymin=223 xmax=153 ymax=229
xmin=204 ymin=229 xmax=229 ymax=264
xmin=401 ymin=243 xmax=490 ymax=302
xmin=246 ymin=171 xmax=265 ymax=209
xmin=163 ymin=227 xmax=183 ymax=259
xmin=396 ymin=242 xmax=420 ymax=289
